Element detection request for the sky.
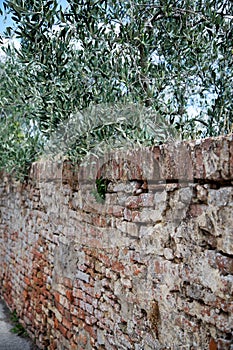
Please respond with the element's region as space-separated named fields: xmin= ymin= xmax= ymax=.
xmin=0 ymin=0 xmax=68 ymax=34
xmin=0 ymin=0 xmax=13 ymax=33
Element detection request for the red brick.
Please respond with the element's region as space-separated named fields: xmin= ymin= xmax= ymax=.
xmin=84 ymin=324 xmax=97 ymax=340
xmin=32 ymin=250 xmax=43 ymax=260
xmin=49 ymin=341 xmax=56 ymax=350
xmin=209 ymin=338 xmax=217 ymax=350
xmin=66 ymin=290 xmax=74 ymax=302
xmin=78 ymin=264 xmax=88 ymax=272
xmin=76 ymin=333 xmax=88 ymax=346
xmin=125 ymin=196 xmax=142 ymax=209
xmin=85 ymin=267 xmax=96 ymax=279
xmin=194 ymin=146 xmax=204 ymax=178
xmin=56 ymin=302 xmax=65 ymax=316
xmin=54 ymin=318 xmax=59 ymax=329
xmin=39 ymin=289 xmax=49 ymax=300
xmin=35 ymin=304 xmax=42 ymax=313
xmin=154 ymin=260 xmax=164 ymax=274
xmin=79 ymin=307 xmax=86 ymax=320
xmin=58 ymin=323 xmax=67 ymax=337
xmin=85 ymin=315 xmax=97 ymax=325
xmin=64 ymin=309 xmax=72 ymax=321
xmin=24 ymin=277 xmax=31 ymax=286
xmin=216 ymin=254 xmax=233 ymax=275
xmin=111 ymin=206 xmax=124 ymax=218
xmin=22 ymin=290 xmax=29 ymax=300
xmin=98 ymin=253 xmax=111 ymax=267
xmin=62 ymin=317 xmax=72 ymax=331
xmin=92 ymin=215 xmax=107 ymax=226
xmin=188 ymin=204 xmax=204 ymax=217
xmin=86 ymin=294 xmax=98 ymax=309
xmin=131 ymin=211 xmax=140 ymax=222
xmin=133 ymin=268 xmax=141 ymax=276
xmin=59 ymin=295 xmax=70 ymax=309
xmin=124 ymin=208 xmax=132 ymax=221
xmin=73 ymin=288 xmax=86 ymax=301
xmin=70 ymin=341 xmax=78 ymax=350
xmin=53 ymin=291 xmax=60 ymax=304
xmin=111 ymin=261 xmax=125 ymax=272
xmin=72 ymin=310 xmax=86 ymax=324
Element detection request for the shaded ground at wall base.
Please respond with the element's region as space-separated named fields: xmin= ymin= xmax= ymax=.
xmin=0 ymin=299 xmax=39 ymax=350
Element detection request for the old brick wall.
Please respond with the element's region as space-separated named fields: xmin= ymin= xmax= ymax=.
xmin=0 ymin=135 xmax=232 ymax=350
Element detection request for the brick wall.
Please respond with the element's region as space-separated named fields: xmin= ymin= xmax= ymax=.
xmin=0 ymin=135 xmax=232 ymax=349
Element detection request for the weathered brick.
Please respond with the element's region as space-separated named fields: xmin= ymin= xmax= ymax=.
xmin=92 ymin=215 xmax=108 ymax=227
xmin=209 ymin=338 xmax=217 ymax=350
xmin=216 ymin=253 xmax=233 ymax=275
xmin=111 ymin=205 xmax=124 ymax=218
xmin=85 ymin=314 xmax=97 ymax=325
xmin=66 ymin=290 xmax=74 ymax=302
xmin=53 ymin=291 xmax=61 ymax=304
xmin=75 ymin=333 xmax=88 ymax=346
xmin=59 ymin=295 xmax=70 ymax=310
xmin=141 ymin=193 xmax=155 ymax=207
xmin=111 ymin=261 xmax=125 ymax=273
xmin=85 ymin=302 xmax=94 ymax=315
xmin=69 ymin=341 xmax=78 ymax=350
xmin=115 ymin=219 xmax=139 ymax=236
xmin=73 ymin=288 xmax=86 ymax=301
xmin=62 ymin=317 xmax=72 ymax=331
xmin=84 ymin=324 xmax=97 ymax=340
xmin=125 ymin=196 xmax=142 ymax=209
xmin=76 ymin=271 xmax=90 ymax=283
xmin=55 ymin=301 xmax=65 ymax=317
xmin=55 ymin=283 xmax=67 ymax=296
xmin=1 ymin=136 xmax=233 ymax=350
xmin=58 ymin=323 xmax=67 ymax=337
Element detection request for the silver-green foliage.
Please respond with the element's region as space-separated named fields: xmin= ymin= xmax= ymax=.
xmin=45 ymin=103 xmax=176 ymax=163
xmin=0 ymin=114 xmax=42 ymax=180
xmin=0 ymin=0 xmax=232 ymax=178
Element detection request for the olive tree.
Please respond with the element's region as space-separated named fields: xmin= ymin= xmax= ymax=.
xmin=0 ymin=0 xmax=232 ymax=176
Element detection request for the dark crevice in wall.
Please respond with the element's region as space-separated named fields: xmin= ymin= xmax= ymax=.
xmin=217 ymin=250 xmax=233 ymax=259
xmin=194 ymin=178 xmax=233 ymax=187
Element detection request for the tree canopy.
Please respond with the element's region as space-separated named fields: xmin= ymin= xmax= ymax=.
xmin=0 ymin=0 xmax=232 ymax=178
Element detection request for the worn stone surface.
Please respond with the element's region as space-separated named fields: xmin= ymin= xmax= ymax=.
xmin=0 ymin=135 xmax=232 ymax=350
